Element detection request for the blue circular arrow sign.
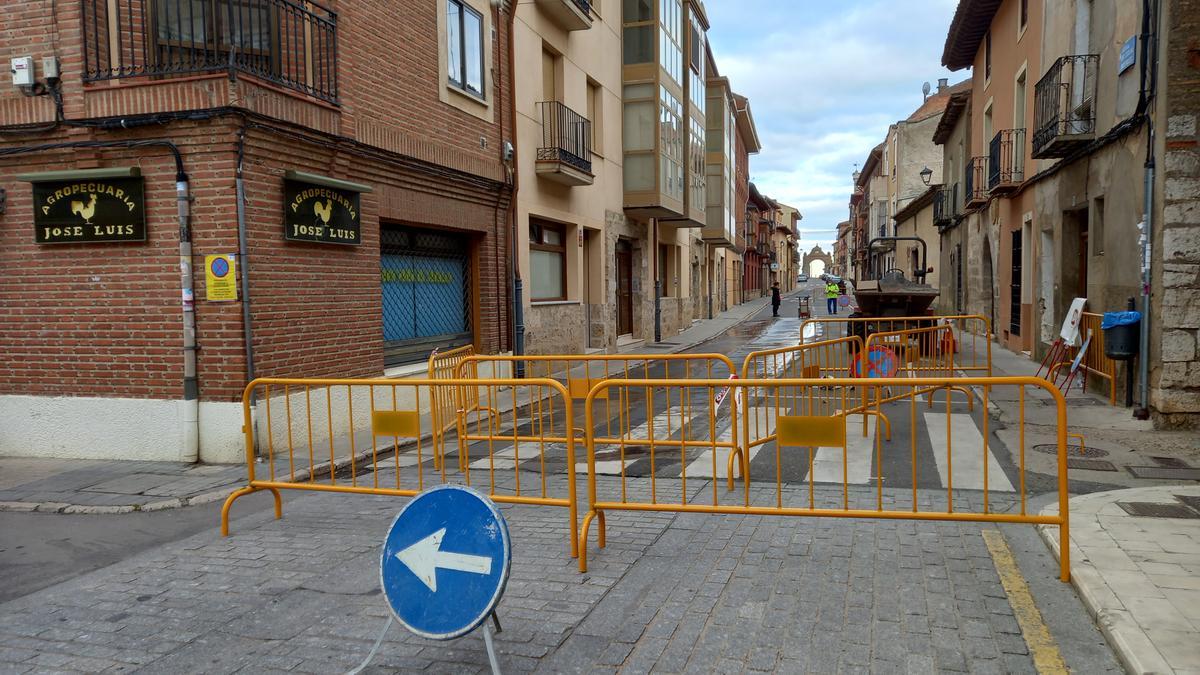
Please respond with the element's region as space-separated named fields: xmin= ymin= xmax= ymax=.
xmin=380 ymin=485 xmax=511 ymax=640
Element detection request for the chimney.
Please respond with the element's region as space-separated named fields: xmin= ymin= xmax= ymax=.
xmin=937 ymin=78 xmax=949 ymax=92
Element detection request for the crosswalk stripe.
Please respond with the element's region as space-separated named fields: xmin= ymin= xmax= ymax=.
xmin=923 ymin=412 xmax=1014 ymax=492
xmin=678 ymin=407 xmax=773 ymax=479
xmin=810 ymin=414 xmax=875 ymax=484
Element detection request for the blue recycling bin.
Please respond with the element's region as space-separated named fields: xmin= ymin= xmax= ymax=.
xmin=1101 ymin=311 xmax=1141 ymax=361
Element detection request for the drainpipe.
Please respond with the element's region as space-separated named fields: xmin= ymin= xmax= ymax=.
xmin=653 ymin=218 xmax=662 ymax=342
xmin=503 ymin=1 xmax=524 ymax=376
xmin=235 ymin=127 xmax=258 ymax=454
xmin=177 ymin=173 xmax=199 ymax=463
xmin=1134 ymin=0 xmax=1158 ymax=419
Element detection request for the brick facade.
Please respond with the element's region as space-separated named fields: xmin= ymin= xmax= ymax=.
xmin=0 ymin=0 xmax=515 ymax=460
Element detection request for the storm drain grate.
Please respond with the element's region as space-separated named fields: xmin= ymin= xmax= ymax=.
xmin=1067 ymin=458 xmax=1118 ymax=472
xmin=1126 ymin=466 xmax=1200 ymax=481
xmin=1033 ymin=443 xmax=1108 ymax=458
xmin=1118 ymin=502 xmax=1200 ymax=519
xmin=1175 ymin=495 xmax=1200 ymax=513
xmin=1151 ymin=456 xmax=1191 ymax=469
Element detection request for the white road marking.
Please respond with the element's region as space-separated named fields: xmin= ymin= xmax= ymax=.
xmin=924 ymin=412 xmax=1014 ymax=492
xmin=810 ymin=414 xmax=875 ymax=485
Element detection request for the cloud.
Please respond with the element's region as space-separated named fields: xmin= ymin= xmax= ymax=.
xmin=707 ymin=0 xmax=961 ymax=251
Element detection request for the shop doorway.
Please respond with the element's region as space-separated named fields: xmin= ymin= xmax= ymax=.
xmin=380 ymin=225 xmax=472 ymax=366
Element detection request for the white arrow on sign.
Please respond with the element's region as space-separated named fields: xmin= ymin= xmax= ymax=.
xmin=395 ymin=527 xmax=492 ymax=592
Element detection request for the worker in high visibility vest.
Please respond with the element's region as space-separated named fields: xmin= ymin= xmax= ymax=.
xmin=825 ymin=281 xmax=840 ymax=315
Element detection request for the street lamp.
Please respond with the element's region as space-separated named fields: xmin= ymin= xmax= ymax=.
xmin=919 ymin=165 xmax=933 ymax=186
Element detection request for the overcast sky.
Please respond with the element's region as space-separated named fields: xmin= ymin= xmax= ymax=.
xmin=706 ymin=0 xmax=962 ymax=253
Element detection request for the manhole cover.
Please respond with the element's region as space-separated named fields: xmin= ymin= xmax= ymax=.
xmin=1118 ymin=502 xmax=1200 ymax=519
xmin=1152 ymin=456 xmax=1192 ymax=469
xmin=1126 ymin=466 xmax=1200 ymax=481
xmin=1067 ymin=458 xmax=1118 ymax=472
xmin=1033 ymin=443 xmax=1108 ymax=458
xmin=1175 ymin=495 xmax=1200 ymax=513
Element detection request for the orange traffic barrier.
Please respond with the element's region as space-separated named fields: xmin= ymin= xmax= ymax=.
xmin=800 ymin=314 xmax=993 ymax=376
xmin=577 ymin=376 xmax=1071 ymax=582
xmin=1047 ymin=312 xmax=1117 ymax=405
xmin=221 ymin=377 xmax=579 ymax=558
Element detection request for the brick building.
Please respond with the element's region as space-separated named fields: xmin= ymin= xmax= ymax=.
xmin=0 ymin=0 xmax=516 ymax=461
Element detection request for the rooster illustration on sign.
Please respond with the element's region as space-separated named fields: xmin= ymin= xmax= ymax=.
xmin=313 ymin=198 xmax=333 ymax=226
xmin=71 ymin=193 xmax=98 ymax=225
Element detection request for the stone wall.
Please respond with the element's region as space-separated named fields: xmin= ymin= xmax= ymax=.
xmin=1150 ymin=0 xmax=1200 ymax=426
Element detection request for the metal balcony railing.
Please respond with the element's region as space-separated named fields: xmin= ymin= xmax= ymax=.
xmin=538 ymin=101 xmax=592 ymax=174
xmin=933 ymin=184 xmax=959 ymax=227
xmin=82 ymin=0 xmax=339 ymax=103
xmin=1032 ymin=54 xmax=1099 ymax=158
xmin=988 ymin=129 xmax=1025 ymax=192
xmin=966 ymin=157 xmax=989 ymax=206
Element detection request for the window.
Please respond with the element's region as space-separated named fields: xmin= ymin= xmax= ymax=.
xmin=1020 ymin=0 xmax=1029 ymax=29
xmin=985 ymin=31 xmax=992 ymax=80
xmin=448 ymin=0 xmax=484 ymax=97
xmin=153 ymin=0 xmax=277 ymax=73
xmin=623 ymin=0 xmax=654 ymax=64
xmin=587 ymin=79 xmax=602 ymax=152
xmin=530 ymin=220 xmax=567 ymax=301
xmin=542 ymin=46 xmax=560 ymax=102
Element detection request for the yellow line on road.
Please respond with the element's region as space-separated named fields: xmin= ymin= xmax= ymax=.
xmin=982 ymin=529 xmax=1068 ymax=674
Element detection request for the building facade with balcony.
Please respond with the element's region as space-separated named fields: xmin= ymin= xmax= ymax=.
xmin=0 ymin=0 xmax=518 ymax=462
xmin=772 ymin=203 xmax=801 ymax=291
xmin=932 ymin=85 xmax=981 ymax=318
xmin=942 ymin=0 xmax=1043 ymax=352
xmin=513 ymin=0 xmax=625 ymax=354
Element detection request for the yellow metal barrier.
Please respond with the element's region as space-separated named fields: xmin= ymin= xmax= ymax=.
xmin=221 ymin=377 xmax=579 ymax=558
xmin=1047 ymin=312 xmax=1117 ymax=405
xmin=578 ymin=376 xmax=1071 ymax=582
xmin=453 ymin=353 xmax=744 ymax=478
xmin=864 ymin=324 xmax=975 ymax=412
xmin=425 ymin=345 xmax=496 ymax=470
xmin=800 ymin=314 xmax=993 ymax=377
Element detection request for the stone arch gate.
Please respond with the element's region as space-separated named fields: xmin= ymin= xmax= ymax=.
xmin=802 ymin=245 xmax=833 ymax=278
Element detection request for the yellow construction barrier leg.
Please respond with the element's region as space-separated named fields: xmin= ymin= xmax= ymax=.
xmin=221 ymin=486 xmax=282 ymax=537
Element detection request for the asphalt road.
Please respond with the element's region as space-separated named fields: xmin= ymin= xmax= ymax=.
xmin=0 ymin=490 xmax=280 ymax=604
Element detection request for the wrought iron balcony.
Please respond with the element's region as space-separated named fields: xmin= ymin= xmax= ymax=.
xmin=1032 ymin=55 xmax=1099 ymax=159
xmin=965 ymin=157 xmax=989 ymax=207
xmin=537 ymin=101 xmax=593 ymax=186
xmin=933 ymin=184 xmax=960 ymax=228
xmin=534 ymin=0 xmax=592 ymax=30
xmin=82 ymin=0 xmax=338 ymax=103
xmin=987 ymin=129 xmax=1025 ymax=194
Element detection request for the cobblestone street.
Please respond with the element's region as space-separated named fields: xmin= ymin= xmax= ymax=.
xmin=0 ymin=477 xmax=1122 ymax=673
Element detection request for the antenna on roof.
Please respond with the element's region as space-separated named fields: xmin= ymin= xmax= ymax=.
xmin=921 ymin=81 xmax=931 ymax=101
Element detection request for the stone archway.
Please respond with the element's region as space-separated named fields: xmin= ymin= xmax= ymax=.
xmin=803 ymin=245 xmax=834 ymax=278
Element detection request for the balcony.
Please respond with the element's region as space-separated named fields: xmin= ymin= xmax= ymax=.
xmin=1032 ymin=55 xmax=1099 ymax=159
xmin=82 ymin=0 xmax=338 ymax=103
xmin=988 ymin=129 xmax=1026 ymax=195
xmin=965 ymin=157 xmax=989 ymax=207
xmin=536 ymin=101 xmax=593 ymax=186
xmin=933 ymin=184 xmax=960 ymax=228
xmin=534 ymin=0 xmax=592 ymax=31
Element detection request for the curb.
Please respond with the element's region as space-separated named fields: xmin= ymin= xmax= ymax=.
xmin=1035 ymin=520 xmax=1174 ymax=674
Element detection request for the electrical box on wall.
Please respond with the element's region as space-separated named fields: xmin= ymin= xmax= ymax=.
xmin=10 ymin=57 xmax=34 ymax=87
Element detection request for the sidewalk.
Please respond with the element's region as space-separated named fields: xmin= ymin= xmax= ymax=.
xmin=1040 ymin=486 xmax=1200 ymax=673
xmin=0 ymin=293 xmax=786 ymax=514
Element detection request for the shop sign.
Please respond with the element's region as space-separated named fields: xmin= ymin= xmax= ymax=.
xmin=284 ymin=180 xmax=361 ymax=245
xmin=33 ymin=178 xmax=146 ymax=244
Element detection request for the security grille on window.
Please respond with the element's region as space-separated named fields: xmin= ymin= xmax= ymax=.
xmin=447 ymin=0 xmax=484 ymax=97
xmin=530 ymin=220 xmax=566 ymax=301
xmin=381 ymin=226 xmax=472 ymax=366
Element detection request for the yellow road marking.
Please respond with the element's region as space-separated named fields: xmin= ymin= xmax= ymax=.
xmin=982 ymin=529 xmax=1068 ymax=674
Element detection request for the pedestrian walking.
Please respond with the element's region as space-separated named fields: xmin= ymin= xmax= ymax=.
xmin=770 ymin=282 xmax=782 ymax=317
xmin=825 ymin=280 xmax=839 ymax=315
